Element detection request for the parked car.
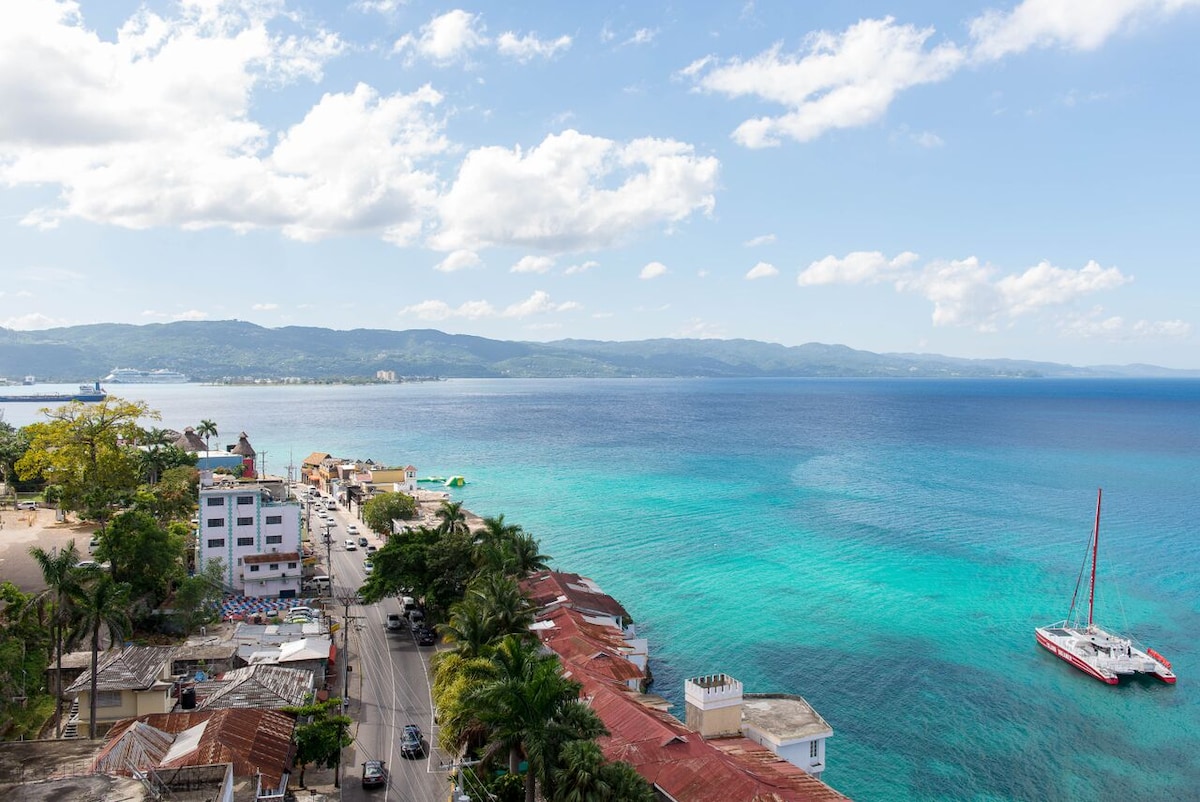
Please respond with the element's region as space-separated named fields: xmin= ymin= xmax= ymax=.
xmin=365 ymin=545 xmax=378 ymax=554
xmin=386 ymin=613 xmax=404 ymax=631
xmin=16 ymin=500 xmax=38 ymax=510
xmin=362 ymin=759 xmax=387 ymax=789
xmin=400 ymin=724 xmax=424 ymax=758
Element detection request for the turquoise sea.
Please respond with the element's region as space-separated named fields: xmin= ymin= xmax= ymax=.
xmin=4 ymin=378 xmax=1198 ymax=801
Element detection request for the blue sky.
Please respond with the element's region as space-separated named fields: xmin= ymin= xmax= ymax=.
xmin=2 ymin=1 xmax=1198 ymax=368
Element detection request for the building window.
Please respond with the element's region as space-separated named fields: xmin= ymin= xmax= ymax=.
xmin=207 ymin=518 xmax=224 ymax=528
xmin=237 ymin=517 xmax=253 ymax=526
xmin=237 ymin=495 xmax=254 ymax=505
xmin=287 ymin=562 xmax=297 ymax=569
xmin=269 ymin=563 xmax=279 ymax=571
xmin=206 ymin=497 xmax=225 ymax=507
xmin=236 ymin=537 xmax=254 ymax=547
xmin=810 ymin=741 xmax=819 ymax=759
xmin=265 ymin=515 xmax=282 ymax=525
xmin=249 ymin=564 xmax=260 ymax=572
xmin=95 ymin=690 xmax=123 ymax=708
xmin=266 ymin=535 xmax=282 ymax=545
xmin=206 ymin=538 xmax=224 ymax=548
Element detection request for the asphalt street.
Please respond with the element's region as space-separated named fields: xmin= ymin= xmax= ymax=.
xmin=309 ymin=496 xmax=452 ymax=802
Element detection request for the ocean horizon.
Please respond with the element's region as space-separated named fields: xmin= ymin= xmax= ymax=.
xmin=4 ymin=377 xmax=1197 ymax=801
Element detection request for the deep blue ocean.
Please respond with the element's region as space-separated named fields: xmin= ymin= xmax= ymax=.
xmin=5 ymin=378 xmax=1198 ymax=801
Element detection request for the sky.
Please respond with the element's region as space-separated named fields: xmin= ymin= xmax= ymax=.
xmin=2 ymin=1 xmax=1199 ymax=369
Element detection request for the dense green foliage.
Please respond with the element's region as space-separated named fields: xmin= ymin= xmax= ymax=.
xmin=284 ymin=697 xmax=353 ymax=788
xmin=361 ymin=490 xmax=416 ymax=535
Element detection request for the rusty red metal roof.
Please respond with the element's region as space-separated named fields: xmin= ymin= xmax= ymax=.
xmin=97 ymin=708 xmax=296 ymax=789
xmin=521 ymin=570 xmax=631 ymax=620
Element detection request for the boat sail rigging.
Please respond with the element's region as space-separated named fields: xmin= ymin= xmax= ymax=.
xmin=1034 ymin=489 xmax=1176 ymax=685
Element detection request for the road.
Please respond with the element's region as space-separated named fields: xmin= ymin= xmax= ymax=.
xmin=307 ymin=495 xmax=452 ymax=801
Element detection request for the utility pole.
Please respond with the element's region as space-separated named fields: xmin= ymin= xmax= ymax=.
xmin=333 ymin=587 xmax=361 ymax=790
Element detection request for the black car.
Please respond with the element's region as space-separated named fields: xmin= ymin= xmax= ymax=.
xmin=416 ymin=627 xmax=436 ymax=646
xmin=400 ymin=724 xmax=424 ymax=758
xmin=362 ymin=759 xmax=387 ymax=788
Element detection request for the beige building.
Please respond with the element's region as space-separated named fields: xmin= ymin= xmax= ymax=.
xmin=66 ymin=646 xmax=176 ymax=736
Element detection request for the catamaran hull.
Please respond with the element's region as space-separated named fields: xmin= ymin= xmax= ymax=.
xmin=1035 ymin=627 xmax=1176 ymax=685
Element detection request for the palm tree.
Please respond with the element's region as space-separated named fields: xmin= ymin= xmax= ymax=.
xmin=196 ymin=419 xmax=218 ymax=453
xmin=74 ymin=573 xmax=131 ymax=739
xmin=436 ymin=500 xmax=469 ymax=537
xmin=464 ymin=635 xmax=602 ymax=802
xmin=441 ymin=598 xmax=498 ymax=659
xmin=473 ymin=516 xmax=549 ymax=578
xmin=552 ymin=740 xmax=612 ymax=802
xmin=28 ymin=541 xmax=82 ymax=736
xmin=467 ymin=573 xmax=533 ymax=639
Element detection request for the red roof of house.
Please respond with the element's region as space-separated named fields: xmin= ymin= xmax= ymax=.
xmin=534 ymin=607 xmax=645 ymax=685
xmin=97 ymin=708 xmax=296 ymax=789
xmin=521 ymin=570 xmax=631 ymax=621
xmin=583 ymin=678 xmax=848 ymax=802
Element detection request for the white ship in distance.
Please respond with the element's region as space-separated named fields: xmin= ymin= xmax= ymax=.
xmin=103 ymin=367 xmax=189 ymax=383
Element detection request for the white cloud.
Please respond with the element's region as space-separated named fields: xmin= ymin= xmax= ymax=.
xmin=1 ymin=6 xmax=450 ymax=243
xmin=252 ymin=302 xmax=278 ymax=310
xmin=913 ymin=131 xmax=944 ymax=147
xmin=502 ymin=290 xmax=580 ymax=317
xmin=511 ymin=255 xmax=555 ymax=274
xmin=744 ymin=233 xmax=776 ymax=247
xmin=496 ymin=31 xmax=572 ymax=62
xmin=688 ymin=18 xmax=964 ymax=147
xmin=172 ymin=309 xmax=208 ymax=321
xmin=564 ymin=260 xmax=599 ymax=275
xmin=799 ymin=251 xmax=919 ymax=286
xmin=400 ymin=290 xmax=578 ymax=321
xmin=1059 ymin=308 xmax=1193 ymax=341
xmin=746 ymin=261 xmax=778 ymax=280
xmin=640 ymin=261 xmax=668 ymax=279
xmin=141 ymin=309 xmax=167 ymax=318
xmin=996 ymin=259 xmax=1131 ymax=317
xmin=676 ymin=318 xmax=727 ymax=338
xmin=801 ymin=251 xmax=1136 ymax=333
xmin=393 ymin=9 xmax=486 ymax=65
xmin=1 ymin=312 xmax=66 ymax=330
xmin=969 ymin=0 xmax=1197 ymax=62
xmin=355 ymin=0 xmax=405 ymax=15
xmin=435 ymin=249 xmax=484 ymax=272
xmin=431 ymin=129 xmax=718 ymax=252
xmin=400 ymin=298 xmax=495 ymax=320
xmin=626 ymin=28 xmax=658 ymax=46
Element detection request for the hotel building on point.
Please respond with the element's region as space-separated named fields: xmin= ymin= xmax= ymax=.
xmin=196 ymin=484 xmax=303 ymax=598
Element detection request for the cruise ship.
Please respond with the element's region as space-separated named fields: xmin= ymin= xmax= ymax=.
xmin=103 ymin=367 xmax=189 ymax=383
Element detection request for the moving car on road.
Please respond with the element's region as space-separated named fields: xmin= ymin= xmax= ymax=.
xmin=400 ymin=724 xmax=424 ymax=758
xmin=386 ymin=613 xmax=404 ymax=631
xmin=362 ymin=759 xmax=387 ymax=789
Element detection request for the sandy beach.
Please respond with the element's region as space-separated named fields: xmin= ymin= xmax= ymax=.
xmin=0 ymin=508 xmax=97 ymax=594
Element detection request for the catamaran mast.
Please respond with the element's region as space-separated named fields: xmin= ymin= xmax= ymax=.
xmin=1088 ymin=488 xmax=1102 ymax=628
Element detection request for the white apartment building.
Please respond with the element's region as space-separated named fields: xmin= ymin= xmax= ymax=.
xmin=197 ymin=486 xmax=303 ymax=598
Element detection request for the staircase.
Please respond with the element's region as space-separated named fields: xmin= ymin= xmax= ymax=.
xmin=61 ymin=698 xmax=80 ymax=738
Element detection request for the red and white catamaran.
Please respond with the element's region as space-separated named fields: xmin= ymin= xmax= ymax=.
xmin=1034 ymin=489 xmax=1176 ymax=685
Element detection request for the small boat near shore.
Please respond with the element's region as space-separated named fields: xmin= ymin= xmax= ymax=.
xmin=0 ymin=381 xmax=108 ymax=404
xmin=1034 ymin=489 xmax=1176 ymax=685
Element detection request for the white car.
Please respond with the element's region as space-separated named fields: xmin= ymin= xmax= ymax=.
xmin=346 ymin=524 xmax=359 ymax=535
xmin=345 ymin=539 xmax=357 ymax=551
xmin=363 ymin=560 xmax=374 ymax=574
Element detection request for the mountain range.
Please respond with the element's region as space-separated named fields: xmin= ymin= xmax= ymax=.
xmin=1 ymin=321 xmax=1195 ymax=381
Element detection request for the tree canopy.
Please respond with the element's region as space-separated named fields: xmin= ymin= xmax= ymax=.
xmin=16 ymin=397 xmax=154 ymax=525
xmin=361 ymin=491 xmax=417 ymax=535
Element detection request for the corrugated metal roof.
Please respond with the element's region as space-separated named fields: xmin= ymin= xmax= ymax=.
xmin=521 ymin=570 xmax=631 ymax=620
xmin=196 ymin=665 xmax=314 ymax=710
xmin=66 ymin=646 xmax=175 ymax=693
xmin=98 ymin=709 xmax=296 ymax=789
